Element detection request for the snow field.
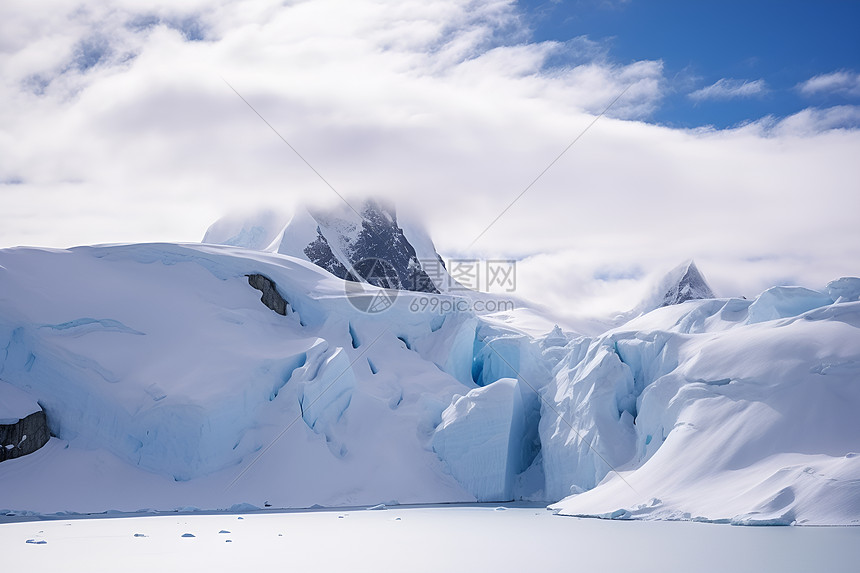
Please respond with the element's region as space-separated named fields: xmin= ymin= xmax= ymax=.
xmin=4 ymin=506 xmax=859 ymax=573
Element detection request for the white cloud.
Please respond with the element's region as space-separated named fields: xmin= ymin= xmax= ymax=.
xmin=0 ymin=0 xmax=858 ymax=320
xmin=769 ymin=105 xmax=860 ymax=136
xmin=798 ymin=70 xmax=860 ymax=97
xmin=688 ymin=78 xmax=768 ymax=101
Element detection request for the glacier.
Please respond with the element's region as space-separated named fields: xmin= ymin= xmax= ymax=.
xmin=0 ymin=242 xmax=858 ymax=525
xmin=431 ymin=378 xmax=526 ymax=501
xmin=545 ymin=289 xmax=860 ymax=525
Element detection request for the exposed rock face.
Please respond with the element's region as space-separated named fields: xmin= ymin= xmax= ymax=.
xmin=1 ymin=409 xmax=50 ymax=463
xmin=247 ymin=274 xmax=288 ymax=316
xmin=203 ymin=198 xmax=451 ymax=293
xmin=659 ymin=260 xmax=715 ymax=307
xmin=302 ymin=199 xmax=440 ymax=293
xmin=619 ymin=259 xmax=718 ymax=324
xmin=304 ymin=232 xmax=357 ymax=283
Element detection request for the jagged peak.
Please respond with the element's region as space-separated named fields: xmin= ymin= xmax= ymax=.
xmin=659 ymin=259 xmax=715 ymax=307
xmin=205 ymin=197 xmax=444 ymax=294
xmin=615 ymin=259 xmax=717 ymax=324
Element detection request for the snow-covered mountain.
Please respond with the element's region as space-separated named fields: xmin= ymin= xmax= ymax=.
xmin=204 ymin=199 xmax=447 ymax=293
xmin=615 ymin=259 xmax=717 ymax=325
xmin=0 ymin=243 xmax=858 ymax=525
xmin=655 ymin=259 xmax=715 ymax=307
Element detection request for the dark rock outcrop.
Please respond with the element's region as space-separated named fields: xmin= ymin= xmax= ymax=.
xmin=1 ymin=409 xmax=50 ymax=463
xmin=247 ymin=274 xmax=288 ymax=316
xmin=304 ymin=232 xmax=358 ymax=283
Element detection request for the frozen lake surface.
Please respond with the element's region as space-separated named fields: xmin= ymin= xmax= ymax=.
xmin=3 ymin=504 xmax=859 ymax=572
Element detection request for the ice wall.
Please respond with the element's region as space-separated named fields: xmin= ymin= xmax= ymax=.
xmin=432 ymin=378 xmax=525 ymax=501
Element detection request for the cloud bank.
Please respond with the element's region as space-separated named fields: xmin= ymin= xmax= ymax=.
xmin=1 ymin=0 xmax=858 ymax=321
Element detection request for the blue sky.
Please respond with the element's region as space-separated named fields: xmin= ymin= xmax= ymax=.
xmin=519 ymin=0 xmax=860 ymax=128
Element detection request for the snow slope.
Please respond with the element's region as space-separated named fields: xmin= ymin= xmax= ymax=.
xmin=1 ymin=242 xmax=858 ymax=525
xmin=0 ymin=243 xmax=484 ymax=512
xmin=545 ymin=283 xmax=860 ymax=525
xmin=201 ymin=209 xmax=288 ymax=251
